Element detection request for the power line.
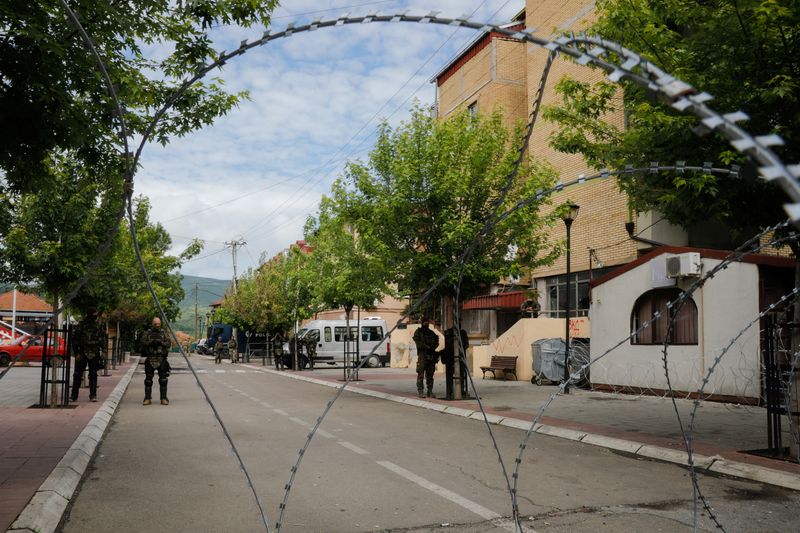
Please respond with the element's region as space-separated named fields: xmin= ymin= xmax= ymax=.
xmin=183 ymin=246 xmax=229 ymax=263
xmin=240 ymin=0 xmax=498 ymax=238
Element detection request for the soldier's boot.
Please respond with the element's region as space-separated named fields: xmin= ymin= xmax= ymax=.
xmin=159 ymin=381 xmax=168 ymax=405
xmin=417 ymin=389 xmax=425 ymax=398
xmin=143 ymin=384 xmax=152 ymax=405
xmin=88 ymin=373 xmax=98 ymax=401
xmin=426 ymin=389 xmax=435 ymax=398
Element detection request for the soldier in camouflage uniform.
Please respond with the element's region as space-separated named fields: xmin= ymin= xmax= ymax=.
xmin=413 ymin=317 xmax=439 ymax=398
xmin=141 ymin=317 xmax=171 ymax=405
xmin=228 ymin=336 xmax=238 ymax=364
xmin=214 ymin=338 xmax=223 ymax=364
xmin=272 ymin=332 xmax=285 ymax=370
xmin=301 ymin=330 xmax=317 ymax=370
xmin=70 ymin=309 xmax=104 ymax=402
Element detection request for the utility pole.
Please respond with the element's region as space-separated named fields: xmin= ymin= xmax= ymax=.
xmin=225 ymin=238 xmax=247 ymax=294
xmin=225 ymin=238 xmax=246 ymax=364
xmin=194 ymin=283 xmax=199 ymax=340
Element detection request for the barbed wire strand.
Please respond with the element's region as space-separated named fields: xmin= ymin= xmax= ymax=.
xmin=28 ymin=10 xmax=800 ymax=532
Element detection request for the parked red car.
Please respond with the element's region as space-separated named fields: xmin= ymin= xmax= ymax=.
xmin=0 ymin=336 xmax=66 ymax=366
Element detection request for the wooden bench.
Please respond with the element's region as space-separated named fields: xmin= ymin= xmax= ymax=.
xmin=480 ymin=355 xmax=518 ymax=381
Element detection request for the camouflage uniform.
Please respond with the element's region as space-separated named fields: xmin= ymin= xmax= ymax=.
xmin=141 ymin=322 xmax=171 ymax=405
xmin=70 ymin=314 xmax=104 ymax=402
xmin=413 ymin=321 xmax=439 ymax=398
xmin=214 ymin=339 xmax=223 ymax=364
xmin=228 ymin=336 xmax=238 ymax=364
xmin=301 ymin=331 xmax=317 ymax=370
xmin=271 ymin=333 xmax=285 ymax=370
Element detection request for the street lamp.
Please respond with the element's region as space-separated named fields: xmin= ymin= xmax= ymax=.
xmin=561 ymin=201 xmax=579 ymax=394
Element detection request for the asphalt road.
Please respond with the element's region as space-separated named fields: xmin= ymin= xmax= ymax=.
xmin=60 ymin=356 xmax=800 ymax=532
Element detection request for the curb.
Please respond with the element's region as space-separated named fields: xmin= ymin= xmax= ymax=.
xmin=7 ymin=358 xmax=140 ymax=533
xmin=245 ymin=363 xmax=800 ymax=493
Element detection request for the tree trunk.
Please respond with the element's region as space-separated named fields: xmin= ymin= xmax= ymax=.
xmin=791 ymin=257 xmax=800 ymax=461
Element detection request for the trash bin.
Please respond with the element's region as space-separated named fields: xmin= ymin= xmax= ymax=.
xmin=531 ymin=338 xmax=590 ymax=387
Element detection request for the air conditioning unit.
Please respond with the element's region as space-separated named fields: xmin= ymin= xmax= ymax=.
xmin=665 ymin=252 xmax=701 ymax=278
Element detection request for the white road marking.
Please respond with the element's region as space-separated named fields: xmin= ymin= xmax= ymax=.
xmin=377 ymin=461 xmax=500 ymax=521
xmin=317 ymin=429 xmax=335 ymax=439
xmin=273 ymin=408 xmax=288 ymax=416
xmin=214 ymin=370 xmax=225 ymax=373
xmin=235 ymin=370 xmax=246 ymax=373
xmin=260 ymin=402 xmax=272 ymax=408
xmin=289 ymin=417 xmax=309 ymax=427
xmin=338 ymin=441 xmax=370 ymax=455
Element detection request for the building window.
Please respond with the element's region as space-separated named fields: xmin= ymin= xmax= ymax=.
xmin=324 ymin=327 xmax=332 ymax=343
xmin=467 ymin=101 xmax=477 ymax=118
xmin=544 ymin=272 xmax=590 ymax=318
xmin=631 ymin=288 xmax=698 ymax=345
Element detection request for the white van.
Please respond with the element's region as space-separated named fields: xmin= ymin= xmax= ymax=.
xmin=297 ymin=317 xmax=390 ymax=367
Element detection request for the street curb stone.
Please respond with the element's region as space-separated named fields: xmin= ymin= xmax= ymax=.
xmin=709 ymin=459 xmax=800 ymax=491
xmin=579 ymin=433 xmax=643 ymax=454
xmin=6 ymin=492 xmax=68 ymax=533
xmin=251 ymin=364 xmax=800 ymax=492
xmin=535 ymin=424 xmax=586 ymax=442
xmin=7 ymin=358 xmax=139 ymax=533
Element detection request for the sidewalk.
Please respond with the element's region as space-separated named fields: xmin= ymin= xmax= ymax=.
xmin=245 ymin=362 xmax=800 ymax=490
xmin=0 ymin=359 xmax=138 ymax=533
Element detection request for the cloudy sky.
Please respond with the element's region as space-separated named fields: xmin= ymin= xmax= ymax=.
xmin=134 ymin=0 xmax=523 ymax=281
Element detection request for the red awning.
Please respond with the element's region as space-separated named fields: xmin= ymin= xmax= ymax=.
xmin=462 ymin=291 xmax=528 ymax=310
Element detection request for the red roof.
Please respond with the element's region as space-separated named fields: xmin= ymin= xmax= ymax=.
xmin=0 ymin=291 xmax=51 ymax=312
xmin=294 ymin=240 xmax=313 ymax=253
xmin=463 ymin=290 xmax=528 ymax=310
xmin=591 ymin=246 xmax=795 ymax=288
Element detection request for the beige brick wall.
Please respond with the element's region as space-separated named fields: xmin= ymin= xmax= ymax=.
xmin=525 ymin=0 xmax=634 ymax=277
xmin=437 ymin=38 xmax=527 ymax=128
xmin=436 ymin=0 xmax=635 ymax=281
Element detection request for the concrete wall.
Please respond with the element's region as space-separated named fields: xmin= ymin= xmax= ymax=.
xmin=590 ymin=257 xmax=762 ymax=399
xmin=471 ymin=317 xmax=590 ymax=382
xmin=390 ymin=324 xmax=444 ymax=371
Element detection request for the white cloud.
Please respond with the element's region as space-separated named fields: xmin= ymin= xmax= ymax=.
xmin=134 ymin=1 xmax=525 ymax=279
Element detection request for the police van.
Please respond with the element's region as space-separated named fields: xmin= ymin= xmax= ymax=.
xmin=292 ymin=317 xmax=390 ymax=367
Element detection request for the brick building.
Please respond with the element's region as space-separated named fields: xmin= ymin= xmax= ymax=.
xmin=431 ymin=1 xmax=690 ymax=340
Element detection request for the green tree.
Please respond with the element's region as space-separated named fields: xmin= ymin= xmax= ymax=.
xmin=217 ymin=244 xmax=316 ymax=336
xmin=77 ymin=196 xmax=202 ymax=328
xmin=2 ymin=154 xmax=122 ymax=320
xmin=542 ymin=0 xmax=798 ymax=239
xmin=329 ymin=106 xmax=559 ymax=306
xmin=1 ymin=0 xmax=278 ymax=187
xmin=304 ymin=196 xmax=393 ymax=316
xmin=0 ymin=1 xmax=278 ymax=319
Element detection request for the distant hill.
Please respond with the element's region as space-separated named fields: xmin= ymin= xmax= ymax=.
xmin=173 ymin=275 xmax=231 ymax=337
